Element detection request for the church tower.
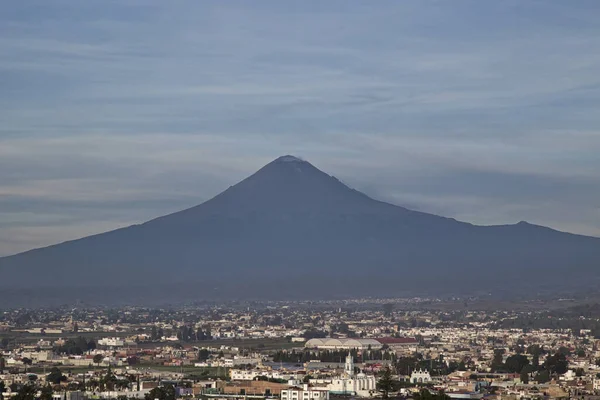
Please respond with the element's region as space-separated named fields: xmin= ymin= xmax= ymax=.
xmin=345 ymin=353 xmax=354 ymax=377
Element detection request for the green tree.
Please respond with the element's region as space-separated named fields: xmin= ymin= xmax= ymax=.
xmin=377 ymin=366 xmax=394 ymax=399
xmin=395 ymin=356 xmax=418 ymax=375
xmin=145 ymin=384 xmax=176 ymax=400
xmin=197 ymin=349 xmax=210 ymax=361
xmin=13 ymin=384 xmax=35 ymax=400
xmin=47 ymin=367 xmax=66 ymax=385
xmin=93 ymin=354 xmax=104 ymax=367
xmin=536 ymin=370 xmax=550 ymax=383
xmin=557 ymin=346 xmax=571 ymax=357
xmin=302 ymin=329 xmax=327 ymax=340
xmin=490 ymin=349 xmax=505 ymax=372
xmin=527 ymin=345 xmax=542 ymax=357
xmin=544 ymin=353 xmax=568 ymax=376
xmin=504 ymin=354 xmax=529 ymax=373
xmin=39 ymin=385 xmax=53 ymax=400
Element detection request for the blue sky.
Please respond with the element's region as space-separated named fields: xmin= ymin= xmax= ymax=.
xmin=1 ymin=0 xmax=600 ymax=256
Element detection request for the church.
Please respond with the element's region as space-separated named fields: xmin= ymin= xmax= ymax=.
xmin=410 ymin=369 xmax=432 ymax=384
xmin=309 ymin=354 xmax=378 ymax=397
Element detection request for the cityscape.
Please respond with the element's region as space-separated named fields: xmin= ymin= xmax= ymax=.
xmin=3 ymin=298 xmax=600 ymax=400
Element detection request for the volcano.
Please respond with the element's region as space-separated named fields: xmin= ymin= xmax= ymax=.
xmin=1 ymin=155 xmax=599 ymax=305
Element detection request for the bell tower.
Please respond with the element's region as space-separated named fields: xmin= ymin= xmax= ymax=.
xmin=345 ymin=353 xmax=354 ymax=377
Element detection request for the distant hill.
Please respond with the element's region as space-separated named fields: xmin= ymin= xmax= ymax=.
xmin=1 ymin=155 xmax=599 ymax=306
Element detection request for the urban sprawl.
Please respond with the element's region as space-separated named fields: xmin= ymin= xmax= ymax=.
xmin=1 ymin=298 xmax=600 ymax=400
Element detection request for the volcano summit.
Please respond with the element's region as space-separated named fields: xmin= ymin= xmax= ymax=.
xmin=1 ymin=156 xmax=599 ymax=305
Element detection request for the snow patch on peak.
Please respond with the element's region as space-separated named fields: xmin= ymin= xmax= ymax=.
xmin=276 ymin=155 xmax=304 ymax=163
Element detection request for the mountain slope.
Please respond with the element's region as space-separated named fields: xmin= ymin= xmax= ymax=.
xmin=1 ymin=155 xmax=599 ymax=304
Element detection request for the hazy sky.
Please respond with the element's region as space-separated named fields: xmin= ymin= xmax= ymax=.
xmin=1 ymin=0 xmax=600 ymax=256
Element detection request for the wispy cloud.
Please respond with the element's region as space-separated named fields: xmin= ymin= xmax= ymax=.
xmin=1 ymin=0 xmax=600 ymax=255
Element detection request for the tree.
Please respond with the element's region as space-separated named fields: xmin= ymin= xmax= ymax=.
xmin=39 ymin=385 xmax=53 ymax=400
xmin=145 ymin=384 xmax=176 ymax=400
xmin=504 ymin=354 xmax=529 ymax=373
xmin=395 ymin=356 xmax=418 ymax=376
xmin=544 ymin=352 xmax=568 ymax=376
xmin=490 ymin=349 xmax=505 ymax=372
xmin=536 ymin=369 xmax=550 ymax=383
xmin=56 ymin=337 xmax=94 ymax=355
xmin=13 ymin=384 xmax=35 ymax=400
xmin=102 ymin=367 xmax=118 ymax=391
xmin=93 ymin=354 xmax=104 ymax=367
xmin=377 ymin=366 xmax=394 ymax=399
xmin=527 ymin=344 xmax=543 ymax=357
xmin=302 ymin=329 xmax=327 ymax=340
xmin=557 ymin=346 xmax=571 ymax=357
xmin=47 ymin=367 xmax=66 ymax=385
xmin=197 ymin=349 xmax=210 ymax=361
xmin=0 ymin=381 xmax=6 ymax=400
xmin=520 ymin=371 xmax=529 ymax=384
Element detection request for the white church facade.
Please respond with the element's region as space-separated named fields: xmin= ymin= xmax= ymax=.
xmin=309 ymin=354 xmax=377 ymax=397
xmin=410 ymin=369 xmax=432 ymax=384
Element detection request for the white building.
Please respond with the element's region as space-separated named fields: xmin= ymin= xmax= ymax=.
xmin=98 ymin=338 xmax=124 ymax=347
xmin=281 ymin=385 xmax=329 ymax=400
xmin=309 ymin=355 xmax=377 ymax=397
xmin=230 ymin=368 xmax=300 ymax=381
xmin=305 ymin=338 xmax=382 ymax=350
xmin=410 ymin=369 xmax=432 ymax=384
xmin=223 ymin=357 xmax=262 ymax=367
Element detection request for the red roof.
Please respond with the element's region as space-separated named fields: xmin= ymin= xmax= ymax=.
xmin=376 ymin=337 xmax=418 ymax=344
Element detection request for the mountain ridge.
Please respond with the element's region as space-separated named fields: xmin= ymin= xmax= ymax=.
xmin=1 ymin=155 xmax=599 ymax=305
